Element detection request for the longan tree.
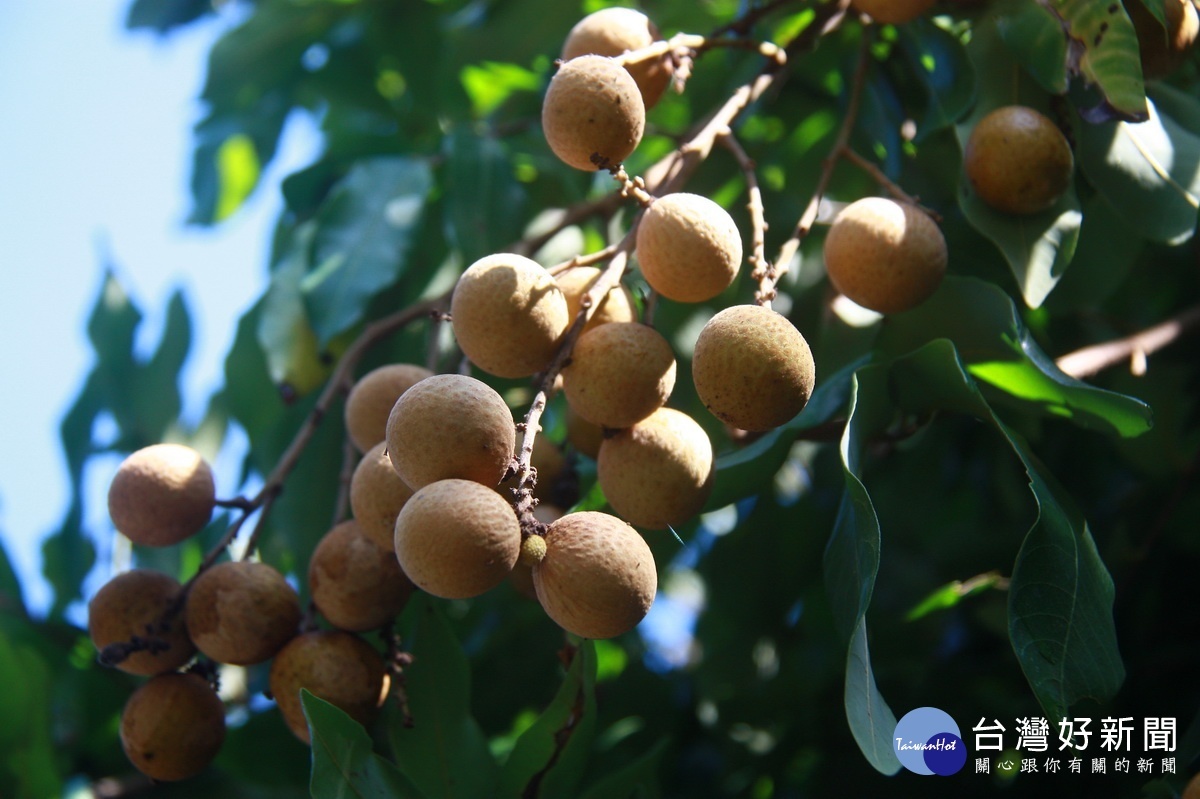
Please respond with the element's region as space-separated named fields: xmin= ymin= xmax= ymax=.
xmin=6 ymin=0 xmax=1200 ymax=797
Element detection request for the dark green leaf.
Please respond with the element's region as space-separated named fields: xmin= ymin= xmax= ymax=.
xmin=843 ymin=618 xmax=900 ymax=776
xmin=1044 ymin=193 xmax=1145 ymax=311
xmin=0 ymin=631 xmax=61 ymax=798
xmin=896 ymin=19 xmax=976 ymax=140
xmin=443 ymin=130 xmax=528 ymax=264
xmin=125 ymin=0 xmax=213 ymax=33
xmin=0 ymin=538 xmax=23 ymax=617
xmin=259 ymin=224 xmax=334 ymax=396
xmin=998 ymin=0 xmax=1069 ymax=94
xmin=303 ymin=690 xmax=425 ymax=799
xmin=576 ymin=739 xmax=667 ymax=799
xmin=303 ymin=157 xmax=434 ymax=343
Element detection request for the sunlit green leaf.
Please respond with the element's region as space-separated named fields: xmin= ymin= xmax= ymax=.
xmin=1050 ymin=0 xmax=1148 ymax=121
xmin=303 ymin=690 xmax=424 ymax=798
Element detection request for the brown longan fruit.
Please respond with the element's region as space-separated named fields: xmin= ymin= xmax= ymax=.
xmin=1128 ymin=0 xmax=1199 ymax=77
xmin=597 ymin=407 xmax=714 ymax=529
xmin=393 ymin=479 xmax=521 ymax=599
xmin=636 ymin=193 xmax=743 ymax=303
xmin=851 ymin=0 xmax=937 ymax=24
xmin=451 ymin=253 xmax=570 ymax=378
xmin=555 ymin=266 xmax=638 ymax=333
xmin=562 ymin=322 xmax=676 ymax=428
xmin=108 ymin=443 xmax=215 ymax=547
xmin=386 ymin=374 xmax=515 ymax=490
xmin=343 ymin=364 xmax=433 ymax=453
xmin=562 ymin=8 xmax=673 ymax=109
xmin=350 ymin=441 xmax=415 ymax=550
xmin=533 ymin=511 xmax=657 ymax=639
xmin=309 ymin=520 xmax=412 ymax=633
xmin=963 ymin=105 xmax=1074 ymax=216
xmin=185 ymin=561 xmax=301 ymax=665
xmin=692 ymin=305 xmax=816 ymax=432
xmin=823 ymin=197 xmax=948 ymax=314
xmin=89 ymin=570 xmax=196 ymax=675
xmin=1183 ymin=771 xmax=1200 ymax=799
xmin=120 ymin=672 xmax=225 ymax=781
xmin=268 ymin=630 xmax=386 ymax=744
xmin=542 ymin=54 xmax=645 ymax=171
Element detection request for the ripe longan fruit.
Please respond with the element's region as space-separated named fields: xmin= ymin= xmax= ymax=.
xmin=693 ymin=305 xmax=816 ymax=432
xmin=309 ymin=520 xmax=412 ymax=632
xmin=851 ymin=0 xmax=936 ymax=24
xmin=1128 ymin=0 xmax=1198 ymax=77
xmin=343 ymin=363 xmax=432 ymax=453
xmin=963 ymin=105 xmax=1074 ymax=216
xmin=636 ymin=193 xmax=743 ymax=303
xmin=823 ymin=197 xmax=948 ymax=314
xmin=598 ymin=407 xmax=714 ymax=529
xmin=386 ymin=374 xmax=516 ymax=490
xmin=108 ymin=443 xmax=215 ymax=547
xmin=534 ymin=511 xmax=657 ymax=639
xmin=562 ymin=7 xmax=673 ymax=109
xmin=393 ymin=479 xmax=521 ymax=599
xmin=185 ymin=561 xmax=301 ymax=665
xmin=555 ymin=266 xmax=638 ymax=333
xmin=562 ymin=322 xmax=676 ymax=428
xmin=350 ymin=441 xmax=415 ymax=550
xmin=120 ymin=672 xmax=225 ymax=781
xmin=269 ymin=630 xmax=386 ymax=744
xmin=542 ymin=54 xmax=645 ymax=171
xmin=451 ymin=253 xmax=570 ymax=378
xmin=89 ymin=569 xmax=195 ymax=675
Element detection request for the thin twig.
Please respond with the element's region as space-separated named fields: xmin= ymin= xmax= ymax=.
xmin=719 ymin=132 xmax=775 ymax=307
xmin=1055 ymin=304 xmax=1200 ymax=379
xmin=839 ymin=146 xmax=939 ymax=220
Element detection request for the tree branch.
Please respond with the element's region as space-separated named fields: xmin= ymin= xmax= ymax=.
xmin=1056 ymin=304 xmax=1200 ymax=379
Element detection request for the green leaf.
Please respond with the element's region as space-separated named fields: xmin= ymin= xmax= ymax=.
xmin=877 ymin=277 xmax=1153 ymax=439
xmin=896 ymin=19 xmax=976 ymax=140
xmin=0 ymin=539 xmax=23 ymax=617
xmin=259 ymin=225 xmax=334 ymax=396
xmin=303 ymin=690 xmax=425 ymax=799
xmin=459 ymin=61 xmax=543 ymax=118
xmin=498 ymin=639 xmax=598 ymax=798
xmin=125 ymin=0 xmax=213 ymax=33
xmin=576 ymin=739 xmax=667 ymax=799
xmin=1077 ymin=89 xmax=1200 ymax=245
xmin=303 ymin=157 xmax=434 ymax=343
xmin=388 ymin=597 xmax=497 ymax=798
xmin=844 ymin=618 xmax=900 ymax=776
xmin=1050 ymin=0 xmax=1148 ymax=121
xmin=905 ymin=573 xmax=1006 ymax=621
xmin=1044 ymin=192 xmax=1145 ymax=311
xmin=0 ymin=631 xmax=61 ymax=798
xmin=998 ymin=1 xmax=1068 ymax=94
xmin=443 ymin=130 xmax=528 ymax=264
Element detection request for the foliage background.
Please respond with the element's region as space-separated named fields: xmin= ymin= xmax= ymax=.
xmin=1 ymin=0 xmax=1198 ymax=796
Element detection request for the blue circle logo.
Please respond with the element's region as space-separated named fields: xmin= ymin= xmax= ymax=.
xmin=893 ymin=707 xmax=966 ymax=776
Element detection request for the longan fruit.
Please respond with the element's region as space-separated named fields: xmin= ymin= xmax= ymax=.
xmin=89 ymin=570 xmax=195 ymax=675
xmin=1128 ymin=0 xmax=1199 ymax=77
xmin=562 ymin=7 xmax=673 ymax=109
xmin=451 ymin=253 xmax=570 ymax=378
xmin=510 ymin=504 xmax=565 ymax=600
xmin=350 ymin=441 xmax=415 ymax=550
xmin=562 ymin=322 xmax=676 ymax=428
xmin=108 ymin=443 xmax=215 ymax=547
xmin=598 ymin=407 xmax=714 ymax=529
xmin=692 ymin=305 xmax=816 ymax=432
xmin=309 ymin=520 xmax=412 ymax=633
xmin=393 ymin=479 xmax=521 ymax=599
xmin=636 ymin=193 xmax=743 ymax=303
xmin=542 ymin=54 xmax=645 ymax=171
xmin=268 ymin=630 xmax=386 ymax=744
xmin=386 ymin=374 xmax=516 ymax=490
xmin=851 ymin=0 xmax=937 ymax=24
xmin=343 ymin=364 xmax=432 ymax=453
xmin=120 ymin=672 xmax=225 ymax=781
xmin=185 ymin=561 xmax=301 ymax=665
xmin=963 ymin=105 xmax=1074 ymax=216
xmin=823 ymin=197 xmax=948 ymax=314
xmin=555 ymin=266 xmax=638 ymax=333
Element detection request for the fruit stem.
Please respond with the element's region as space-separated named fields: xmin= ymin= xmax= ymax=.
xmin=1056 ymin=303 xmax=1200 ymax=379
xmin=840 ymin=146 xmax=939 ymax=220
xmin=719 ymin=131 xmax=776 ymax=307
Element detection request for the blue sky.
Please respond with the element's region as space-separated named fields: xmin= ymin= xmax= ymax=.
xmin=0 ymin=1 xmax=316 ymax=614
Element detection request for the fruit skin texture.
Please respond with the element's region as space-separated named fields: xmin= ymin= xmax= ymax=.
xmin=108 ymin=443 xmax=215 ymax=547
xmin=964 ymin=105 xmax=1074 ymax=216
xmin=89 ymin=569 xmax=196 ymax=676
xmin=120 ymin=672 xmax=226 ymax=781
xmin=393 ymin=479 xmax=522 ymax=599
xmin=309 ymin=520 xmax=413 ymax=632
xmin=851 ymin=0 xmax=936 ymax=24
xmin=692 ymin=305 xmax=816 ymax=432
xmin=562 ymin=7 xmax=673 ymax=109
xmin=185 ymin=561 xmax=301 ymax=665
xmin=563 ymin=322 xmax=676 ymax=428
xmin=1129 ymin=0 xmax=1199 ymax=77
xmin=386 ymin=374 xmax=516 ymax=490
xmin=350 ymin=441 xmax=416 ymax=550
xmin=823 ymin=197 xmax=948 ymax=314
xmin=598 ymin=407 xmax=714 ymax=529
xmin=343 ymin=364 xmax=432 ymax=453
xmin=636 ymin=193 xmax=743 ymax=303
xmin=542 ymin=54 xmax=645 ymax=171
xmin=555 ymin=266 xmax=638 ymax=333
xmin=534 ymin=511 xmax=657 ymax=639
xmin=451 ymin=253 xmax=570 ymax=378
xmin=268 ymin=630 xmax=386 ymax=744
